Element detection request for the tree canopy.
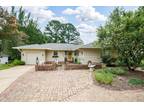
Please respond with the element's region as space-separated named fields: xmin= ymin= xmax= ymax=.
xmin=97 ymin=7 xmax=144 ymax=70
xmin=45 ymin=20 xmax=83 ymax=44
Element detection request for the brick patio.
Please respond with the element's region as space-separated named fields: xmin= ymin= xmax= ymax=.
xmin=0 ymin=69 xmax=144 ymax=102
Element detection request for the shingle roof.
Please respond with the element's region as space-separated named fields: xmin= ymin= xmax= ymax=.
xmin=13 ymin=43 xmax=101 ymax=51
xmin=80 ymin=42 xmax=101 ymax=49
xmin=13 ymin=43 xmax=82 ymax=51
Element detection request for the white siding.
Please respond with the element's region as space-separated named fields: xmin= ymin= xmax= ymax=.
xmin=0 ymin=57 xmax=8 ymax=64
xmin=78 ymin=49 xmax=101 ymax=64
xmin=21 ymin=50 xmax=45 ymax=64
xmin=46 ymin=50 xmax=65 ymax=62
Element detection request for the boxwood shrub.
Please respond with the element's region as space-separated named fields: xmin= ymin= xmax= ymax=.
xmin=95 ymin=71 xmax=114 ymax=85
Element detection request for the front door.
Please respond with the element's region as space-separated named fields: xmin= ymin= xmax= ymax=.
xmin=67 ymin=52 xmax=72 ymax=62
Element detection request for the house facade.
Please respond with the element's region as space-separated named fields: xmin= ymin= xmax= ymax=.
xmin=13 ymin=43 xmax=102 ymax=65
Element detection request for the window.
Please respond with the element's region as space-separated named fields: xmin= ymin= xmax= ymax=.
xmin=53 ymin=51 xmax=58 ymax=58
xmin=74 ymin=51 xmax=79 ymax=56
xmin=65 ymin=51 xmax=67 ymax=55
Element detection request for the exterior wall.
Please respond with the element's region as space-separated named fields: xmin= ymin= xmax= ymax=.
xmin=20 ymin=48 xmax=102 ymax=65
xmin=46 ymin=50 xmax=65 ymax=62
xmin=0 ymin=57 xmax=8 ymax=64
xmin=21 ymin=49 xmax=45 ymax=64
xmin=78 ymin=48 xmax=102 ymax=64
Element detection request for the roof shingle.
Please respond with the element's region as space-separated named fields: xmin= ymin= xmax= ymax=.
xmin=13 ymin=43 xmax=101 ymax=50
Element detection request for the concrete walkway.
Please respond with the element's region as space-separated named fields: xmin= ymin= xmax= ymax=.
xmin=0 ymin=66 xmax=34 ymax=93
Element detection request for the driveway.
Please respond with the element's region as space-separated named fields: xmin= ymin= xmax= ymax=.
xmin=0 ymin=66 xmax=34 ymax=94
xmin=0 ymin=69 xmax=144 ymax=101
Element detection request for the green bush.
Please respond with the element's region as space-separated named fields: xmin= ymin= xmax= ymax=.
xmin=96 ymin=67 xmax=127 ymax=75
xmin=140 ymin=60 xmax=144 ymax=70
xmin=101 ymin=55 xmax=116 ymax=66
xmin=106 ymin=67 xmax=127 ymax=75
xmin=12 ymin=59 xmax=25 ymax=65
xmin=95 ymin=71 xmax=114 ymax=84
xmin=128 ymin=78 xmax=144 ymax=86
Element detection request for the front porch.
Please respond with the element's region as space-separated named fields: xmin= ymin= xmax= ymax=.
xmin=45 ymin=50 xmax=79 ymax=64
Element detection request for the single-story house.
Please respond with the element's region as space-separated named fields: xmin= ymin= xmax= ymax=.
xmin=13 ymin=43 xmax=102 ymax=65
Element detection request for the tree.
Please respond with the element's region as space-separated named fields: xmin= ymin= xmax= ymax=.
xmin=45 ymin=20 xmax=62 ymax=43
xmin=0 ymin=7 xmax=26 ymax=59
xmin=45 ymin=20 xmax=82 ymax=44
xmin=97 ymin=7 xmax=144 ymax=71
xmin=61 ymin=23 xmax=80 ymax=44
xmin=10 ymin=6 xmax=49 ymax=44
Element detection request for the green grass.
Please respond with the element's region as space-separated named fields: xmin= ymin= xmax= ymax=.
xmin=0 ymin=64 xmax=15 ymax=70
xmin=0 ymin=59 xmax=25 ymax=70
xmin=128 ymin=78 xmax=144 ymax=86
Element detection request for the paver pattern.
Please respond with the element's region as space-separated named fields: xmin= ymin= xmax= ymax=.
xmin=0 ymin=66 xmax=34 ymax=94
xmin=0 ymin=69 xmax=144 ymax=102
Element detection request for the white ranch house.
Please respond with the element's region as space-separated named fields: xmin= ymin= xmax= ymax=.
xmin=13 ymin=43 xmax=102 ymax=65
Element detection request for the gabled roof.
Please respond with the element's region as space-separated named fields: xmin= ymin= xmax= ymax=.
xmin=13 ymin=42 xmax=101 ymax=51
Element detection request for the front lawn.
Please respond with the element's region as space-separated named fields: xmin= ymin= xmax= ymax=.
xmin=0 ymin=64 xmax=15 ymax=70
xmin=0 ymin=59 xmax=25 ymax=70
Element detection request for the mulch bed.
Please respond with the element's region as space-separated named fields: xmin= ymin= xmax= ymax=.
xmin=93 ymin=70 xmax=144 ymax=91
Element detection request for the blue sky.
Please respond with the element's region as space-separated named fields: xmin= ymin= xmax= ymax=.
xmin=7 ymin=6 xmax=138 ymax=44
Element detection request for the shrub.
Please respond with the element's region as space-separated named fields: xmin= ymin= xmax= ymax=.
xmin=128 ymin=78 xmax=144 ymax=86
xmin=140 ymin=60 xmax=144 ymax=70
xmin=106 ymin=67 xmax=127 ymax=75
xmin=12 ymin=59 xmax=25 ymax=65
xmin=95 ymin=71 xmax=114 ymax=85
xmin=97 ymin=67 xmax=127 ymax=75
xmin=74 ymin=58 xmax=81 ymax=64
xmin=101 ymin=55 xmax=116 ymax=66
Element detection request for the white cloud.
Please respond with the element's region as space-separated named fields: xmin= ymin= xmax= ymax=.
xmin=77 ymin=23 xmax=96 ymax=33
xmin=76 ymin=23 xmax=97 ymax=44
xmin=63 ymin=6 xmax=107 ymax=22
xmin=52 ymin=16 xmax=67 ymax=23
xmin=4 ymin=6 xmax=67 ymax=30
xmin=80 ymin=32 xmax=97 ymax=44
xmin=22 ymin=7 xmax=67 ymax=23
xmin=62 ymin=8 xmax=80 ymax=15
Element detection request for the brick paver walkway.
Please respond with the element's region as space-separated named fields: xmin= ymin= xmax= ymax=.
xmin=0 ymin=70 xmax=144 ymax=102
